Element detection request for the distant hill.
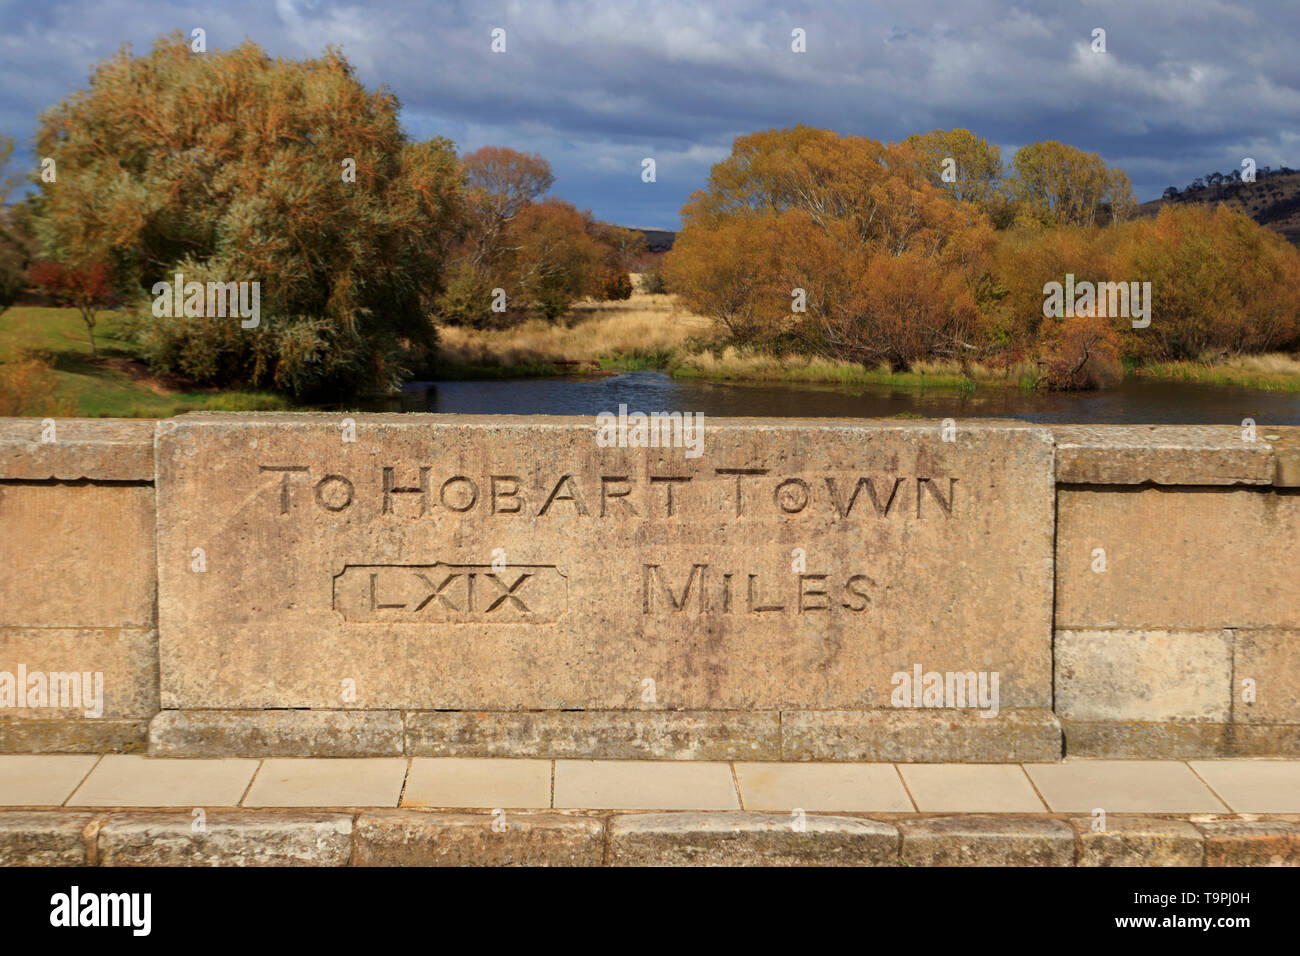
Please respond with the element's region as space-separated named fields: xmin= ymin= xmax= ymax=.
xmin=1138 ymin=167 xmax=1300 ymax=245
xmin=629 ymin=227 xmax=676 ymax=253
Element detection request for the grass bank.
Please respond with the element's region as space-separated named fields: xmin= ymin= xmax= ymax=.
xmin=1132 ymin=354 xmax=1300 ymax=392
xmin=0 ymin=306 xmax=289 ymax=417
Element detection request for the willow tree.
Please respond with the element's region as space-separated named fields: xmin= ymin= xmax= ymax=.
xmin=33 ymin=33 xmax=463 ymax=397
xmin=665 ymin=125 xmax=996 ymax=371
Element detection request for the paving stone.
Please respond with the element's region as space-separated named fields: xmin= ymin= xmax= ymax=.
xmin=98 ymin=811 xmax=353 ymax=866
xmin=1069 ymin=815 xmax=1204 ymax=866
xmin=608 ymin=812 xmax=899 ymax=866
xmin=0 ymin=755 xmax=100 ymax=806
xmin=899 ymin=816 xmax=1074 ymax=866
xmin=242 ymin=758 xmax=407 ymax=808
xmin=898 ymin=764 xmax=1045 ymax=813
xmin=1188 ymin=760 xmax=1300 ymax=813
xmin=402 ymin=758 xmax=552 ymax=809
xmin=1025 ymin=760 xmax=1228 ymax=813
xmin=355 ymin=810 xmax=602 ymax=866
xmin=68 ymin=755 xmax=257 ymax=807
xmin=734 ymin=762 xmax=913 ymax=812
xmin=554 ymin=760 xmax=738 ymax=810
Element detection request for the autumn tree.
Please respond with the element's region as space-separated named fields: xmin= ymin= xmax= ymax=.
xmin=586 ymin=220 xmax=647 ymax=300
xmin=665 ymin=125 xmax=995 ymax=371
xmin=1007 ymin=140 xmax=1136 ymax=227
xmin=438 ymin=148 xmax=611 ymax=324
xmin=0 ymin=135 xmax=27 ymax=316
xmin=1112 ymin=204 xmax=1300 ymax=360
xmin=32 ymin=33 xmax=463 ymax=397
xmin=28 ymin=260 xmax=116 ymax=357
xmin=903 ymin=128 xmax=1011 ymax=226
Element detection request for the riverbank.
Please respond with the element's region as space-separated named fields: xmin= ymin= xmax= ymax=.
xmin=436 ymin=293 xmax=1300 ymax=393
xmin=0 ymin=307 xmax=288 ymax=417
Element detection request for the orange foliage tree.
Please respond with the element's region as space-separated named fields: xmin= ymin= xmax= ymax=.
xmin=665 ymin=125 xmax=995 ymax=371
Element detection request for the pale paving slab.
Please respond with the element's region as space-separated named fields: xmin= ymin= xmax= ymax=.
xmin=554 ymin=760 xmax=739 ymax=810
xmin=734 ymin=762 xmax=913 ymax=812
xmin=1188 ymin=760 xmax=1300 ymax=813
xmin=0 ymin=755 xmax=99 ymax=806
xmin=899 ymin=764 xmax=1046 ymax=813
xmin=402 ymin=758 xmax=552 ymax=809
xmin=1025 ymin=760 xmax=1228 ymax=813
xmin=69 ymin=755 xmax=257 ymax=807
xmin=243 ymin=758 xmax=408 ymax=808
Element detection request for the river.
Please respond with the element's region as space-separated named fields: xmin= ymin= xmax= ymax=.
xmin=371 ymin=370 xmax=1300 ymax=425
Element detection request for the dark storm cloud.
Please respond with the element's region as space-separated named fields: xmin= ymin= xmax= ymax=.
xmin=1 ymin=0 xmax=1296 ymax=228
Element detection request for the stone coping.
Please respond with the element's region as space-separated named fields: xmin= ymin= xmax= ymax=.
xmin=0 ymin=418 xmax=155 ymax=481
xmin=1 ymin=809 xmax=1297 ymax=866
xmin=0 ymin=416 xmax=1295 ymax=486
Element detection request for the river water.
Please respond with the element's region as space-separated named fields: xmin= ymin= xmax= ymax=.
xmin=377 ymin=370 xmax=1300 ymax=425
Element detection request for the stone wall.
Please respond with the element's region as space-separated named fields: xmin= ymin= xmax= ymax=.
xmin=1 ymin=415 xmax=1295 ymax=760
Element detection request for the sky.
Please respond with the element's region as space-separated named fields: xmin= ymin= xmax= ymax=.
xmin=1 ymin=0 xmax=1297 ymax=230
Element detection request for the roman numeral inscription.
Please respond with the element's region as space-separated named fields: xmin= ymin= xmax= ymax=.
xmin=155 ymin=416 xmax=1056 ymax=712
xmin=333 ymin=563 xmax=567 ymax=623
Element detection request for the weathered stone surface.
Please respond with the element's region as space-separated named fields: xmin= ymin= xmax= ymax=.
xmin=608 ymin=812 xmax=899 ymax=866
xmin=780 ymin=709 xmax=1061 ymax=762
xmin=355 ymin=810 xmax=603 ymax=866
xmin=1229 ymin=725 xmax=1300 ymax=756
xmin=1062 ymin=720 xmax=1229 ymax=758
xmin=0 ymin=418 xmax=155 ymax=481
xmin=1055 ymin=629 xmax=1231 ymax=722
xmin=0 ymin=483 xmax=156 ymax=628
xmin=1056 ymin=486 xmax=1300 ymax=629
xmin=156 ymin=415 xmax=1055 ymax=719
xmin=898 ymin=816 xmax=1075 ymax=866
xmin=0 ymin=812 xmax=95 ymax=865
xmin=405 ymin=710 xmax=779 ymax=759
xmin=0 ymin=719 xmax=148 ymax=754
xmin=1051 ymin=425 xmax=1275 ymax=485
xmin=1070 ymin=815 xmax=1204 ymax=866
xmin=1233 ymin=630 xmax=1300 ymax=724
xmin=1198 ymin=821 xmax=1300 ymax=866
xmin=1273 ymin=431 xmax=1300 ymax=486
xmin=149 ymin=710 xmax=403 ymax=757
xmin=97 ymin=812 xmax=353 ymax=866
xmin=0 ymin=628 xmax=158 ymax=719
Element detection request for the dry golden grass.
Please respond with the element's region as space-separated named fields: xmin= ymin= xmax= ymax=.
xmin=674 ymin=347 xmax=1036 ymax=388
xmin=436 ymin=292 xmax=710 ymax=368
xmin=1137 ymin=352 xmax=1300 ymax=391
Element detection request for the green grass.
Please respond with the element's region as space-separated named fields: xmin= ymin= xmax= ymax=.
xmin=0 ymin=306 xmax=289 ymax=417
